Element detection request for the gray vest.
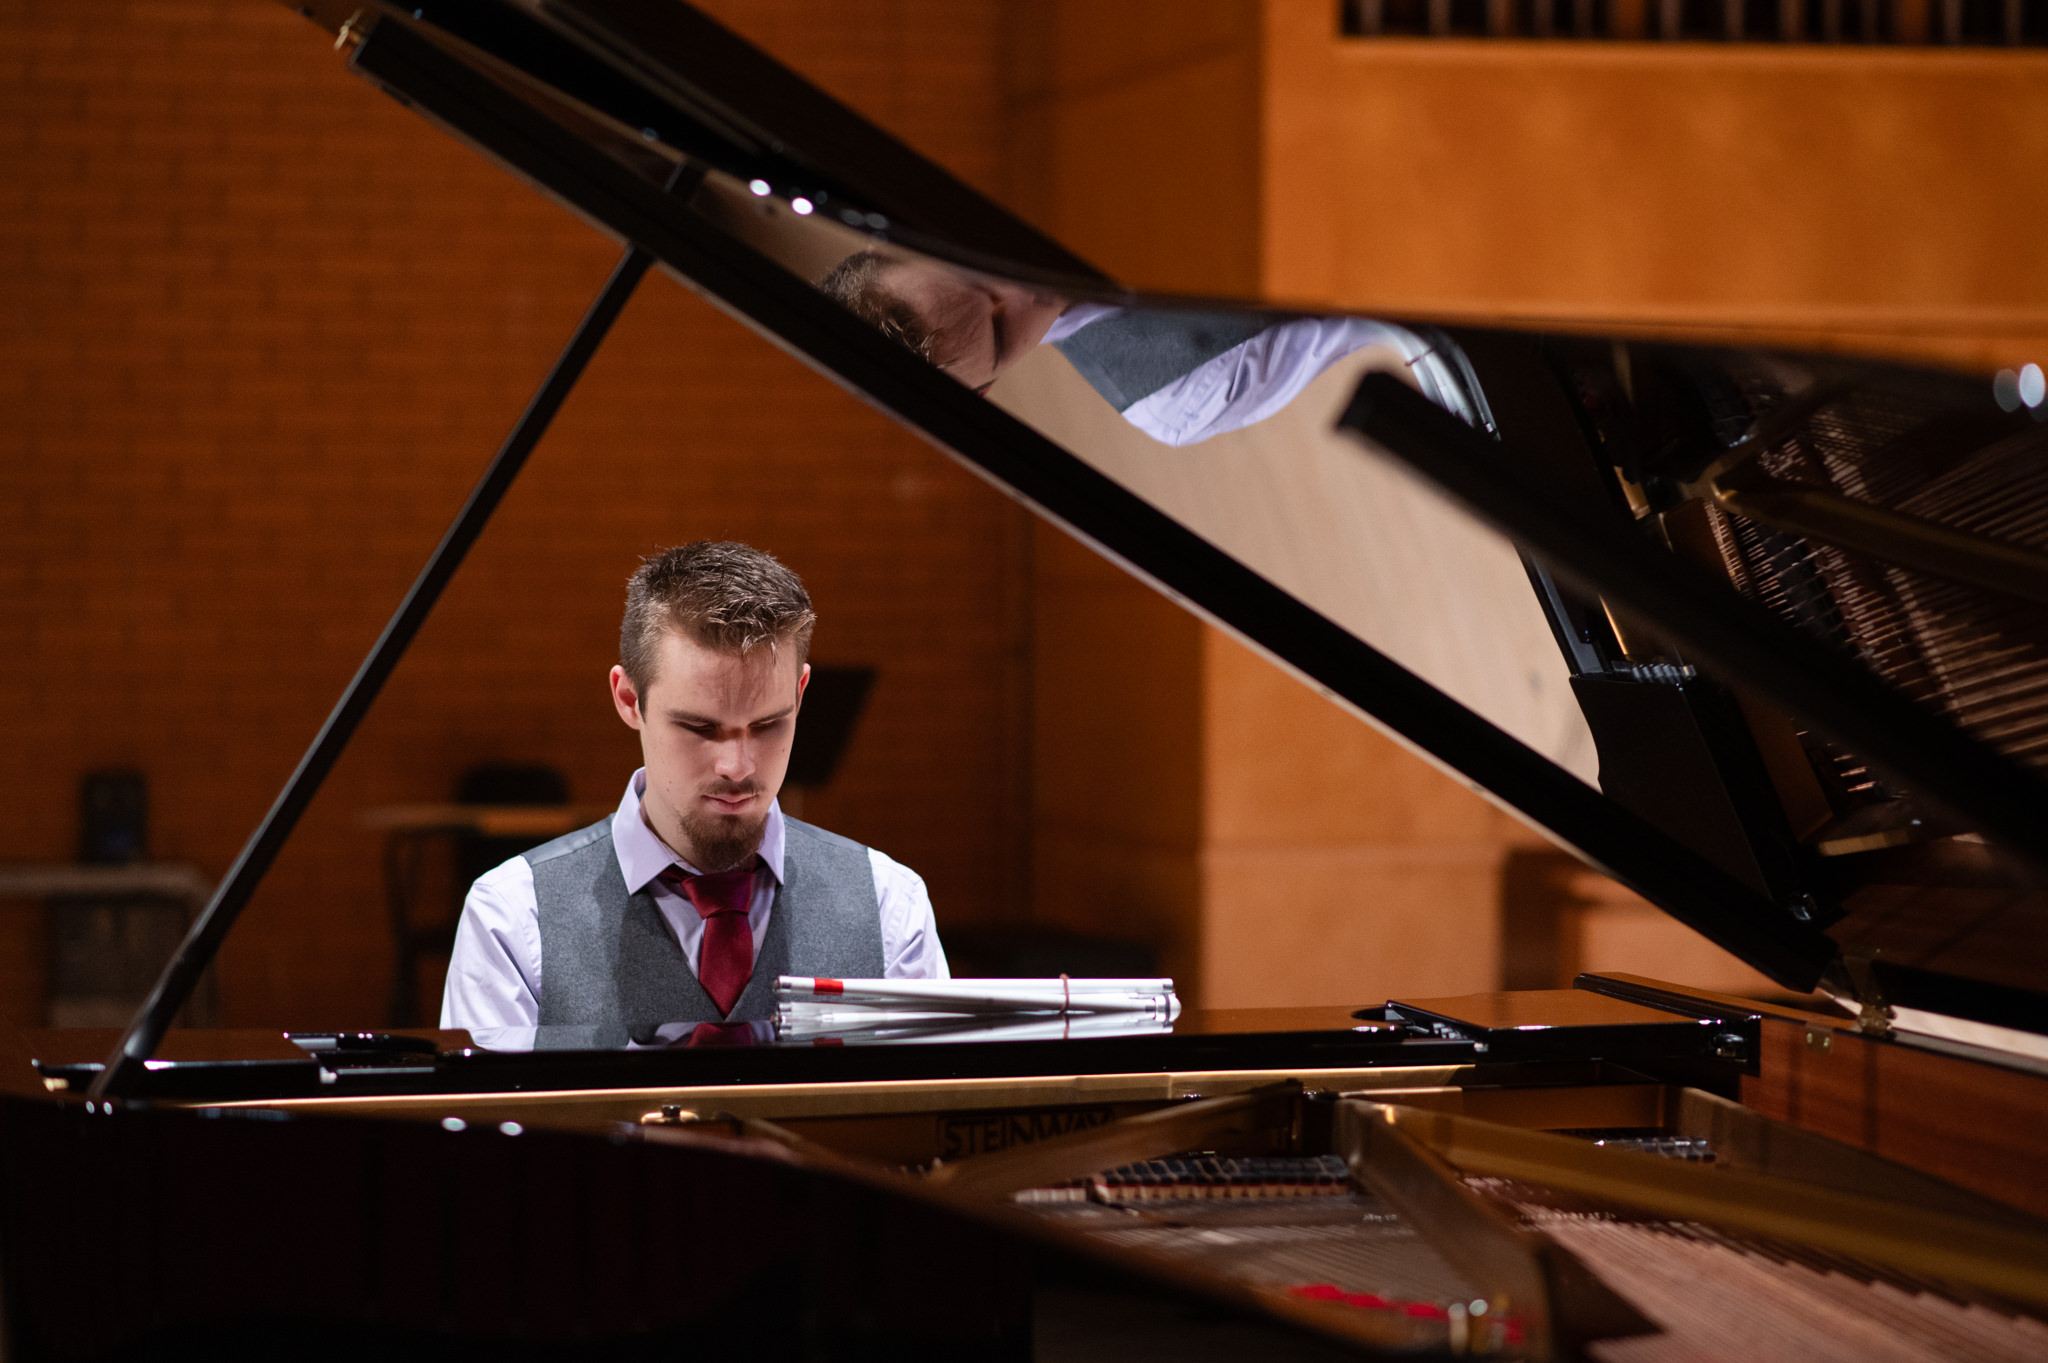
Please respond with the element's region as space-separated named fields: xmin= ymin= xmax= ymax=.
xmin=1052 ymin=309 xmax=1278 ymax=412
xmin=528 ymin=815 xmax=885 ymax=1033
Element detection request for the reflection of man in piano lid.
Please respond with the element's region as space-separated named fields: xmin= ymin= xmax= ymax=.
xmin=442 ymin=541 xmax=947 ymax=1044
xmin=822 ymin=249 xmax=1458 ymax=447
xmin=820 ymin=249 xmax=1067 ymax=394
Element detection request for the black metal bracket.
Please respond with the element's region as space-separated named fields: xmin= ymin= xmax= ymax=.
xmin=86 ymin=240 xmax=655 ymax=1099
xmin=1336 ymin=372 xmax=2048 ymax=866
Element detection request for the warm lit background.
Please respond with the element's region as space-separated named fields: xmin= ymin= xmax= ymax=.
xmin=4 ymin=0 xmax=2044 ymax=1028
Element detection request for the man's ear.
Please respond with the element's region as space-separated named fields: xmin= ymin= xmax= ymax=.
xmin=794 ymin=662 xmax=811 ymax=710
xmin=609 ymin=665 xmax=645 ymax=730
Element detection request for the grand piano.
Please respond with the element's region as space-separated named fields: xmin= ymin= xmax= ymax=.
xmin=7 ymin=3 xmax=2048 ymax=1358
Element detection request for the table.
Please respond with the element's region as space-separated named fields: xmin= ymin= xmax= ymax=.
xmin=0 ymin=863 xmax=218 ymax=1027
xmin=364 ymin=804 xmax=609 ymax=1027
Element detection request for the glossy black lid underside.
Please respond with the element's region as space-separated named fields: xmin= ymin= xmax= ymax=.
xmin=257 ymin=0 xmax=2048 ymax=1029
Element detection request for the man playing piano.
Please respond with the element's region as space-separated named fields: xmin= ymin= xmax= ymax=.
xmin=442 ymin=541 xmax=946 ymax=1041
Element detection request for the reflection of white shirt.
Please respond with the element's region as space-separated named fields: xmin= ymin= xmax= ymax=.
xmin=1045 ymin=307 xmax=1441 ymax=448
xmin=440 ymin=768 xmax=947 ymax=1033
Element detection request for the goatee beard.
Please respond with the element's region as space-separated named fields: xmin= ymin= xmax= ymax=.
xmin=679 ymin=801 xmax=770 ymax=872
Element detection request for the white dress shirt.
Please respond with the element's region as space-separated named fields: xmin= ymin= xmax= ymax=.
xmin=1044 ymin=307 xmax=1462 ymax=447
xmin=440 ymin=769 xmax=947 ymax=1033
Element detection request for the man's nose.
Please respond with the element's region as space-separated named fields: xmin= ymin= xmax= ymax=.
xmin=714 ymin=736 xmax=755 ymax=781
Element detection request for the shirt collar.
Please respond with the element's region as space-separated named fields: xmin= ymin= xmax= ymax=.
xmin=1042 ymin=301 xmax=1118 ymax=344
xmin=612 ymin=767 xmax=785 ymax=894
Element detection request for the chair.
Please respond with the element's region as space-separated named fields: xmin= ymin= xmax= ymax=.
xmin=384 ymin=763 xmax=570 ymax=1027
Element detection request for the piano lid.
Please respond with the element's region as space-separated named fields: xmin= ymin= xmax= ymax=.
xmin=278 ymin=0 xmax=2048 ymax=1036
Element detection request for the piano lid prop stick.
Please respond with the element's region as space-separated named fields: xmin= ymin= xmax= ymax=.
xmin=86 ymin=237 xmax=664 ymax=1101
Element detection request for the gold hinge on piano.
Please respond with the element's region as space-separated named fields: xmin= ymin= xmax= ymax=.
xmin=335 ymin=9 xmax=366 ymax=52
xmin=1829 ymin=953 xmax=1897 ymax=1039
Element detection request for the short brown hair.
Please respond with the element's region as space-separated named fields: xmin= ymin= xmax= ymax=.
xmin=819 ymin=249 xmax=933 ymax=360
xmin=621 ymin=541 xmax=816 ymax=693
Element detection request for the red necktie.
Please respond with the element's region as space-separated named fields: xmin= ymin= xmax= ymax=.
xmin=661 ymin=866 xmax=756 ymax=1016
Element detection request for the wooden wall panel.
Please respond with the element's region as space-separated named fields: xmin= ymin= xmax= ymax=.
xmin=1261 ymin=10 xmax=2048 ymax=368
xmin=1028 ymin=525 xmax=1206 ymax=989
xmin=1201 ymin=631 xmax=1508 ymax=1007
xmin=1003 ymin=0 xmax=1265 ymax=294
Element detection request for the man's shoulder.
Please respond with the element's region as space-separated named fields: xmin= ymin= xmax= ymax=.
xmin=782 ymin=818 xmax=925 ymax=895
xmin=780 ymin=814 xmax=869 ymax=857
xmin=466 ymin=848 xmax=537 ymax=908
xmin=521 ymin=818 xmax=613 ymax=868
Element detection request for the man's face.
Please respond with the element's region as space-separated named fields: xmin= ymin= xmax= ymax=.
xmin=880 ymin=261 xmax=1067 ymax=393
xmin=609 ymin=630 xmax=809 ymax=872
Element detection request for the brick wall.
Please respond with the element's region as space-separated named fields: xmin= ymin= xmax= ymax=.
xmin=0 ymin=0 xmax=1031 ymax=1027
